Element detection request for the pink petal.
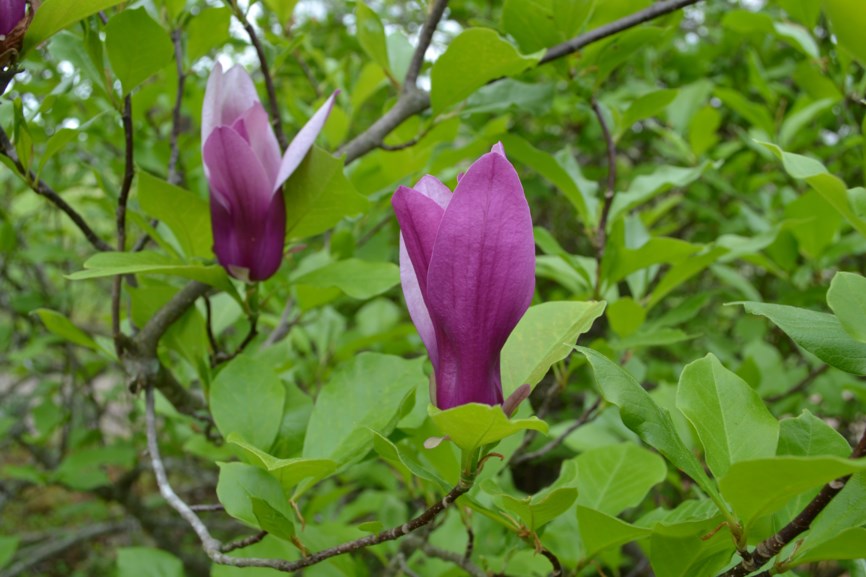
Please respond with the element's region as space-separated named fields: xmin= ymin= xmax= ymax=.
xmin=490 ymin=141 xmax=506 ymax=157
xmin=413 ymin=175 xmax=452 ymax=209
xmin=399 ymin=236 xmax=438 ymax=368
xmin=232 ymin=102 xmax=282 ymax=188
xmin=201 ymin=64 xmax=259 ymax=150
xmin=425 ymin=152 xmax=535 ymax=409
xmin=392 ymin=185 xmax=445 ymax=299
xmin=274 ymin=91 xmax=338 ymax=191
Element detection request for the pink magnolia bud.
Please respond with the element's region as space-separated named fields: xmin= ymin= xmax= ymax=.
xmin=201 ymin=63 xmax=335 ymax=281
xmin=393 ymin=144 xmax=536 ymax=409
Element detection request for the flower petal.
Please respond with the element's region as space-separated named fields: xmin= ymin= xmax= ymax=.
xmin=392 ymin=185 xmax=445 ymax=298
xmin=399 ymin=235 xmax=438 ymax=368
xmin=0 ymin=0 xmax=25 ymax=36
xmin=413 ymin=175 xmax=452 ymax=209
xmin=203 ymin=126 xmax=273 ymax=229
xmin=490 ymin=141 xmax=506 ymax=157
xmin=274 ymin=91 xmax=338 ymax=191
xmin=201 ymin=63 xmax=259 ymax=150
xmin=425 ymin=151 xmax=535 ymax=409
xmin=232 ymin=102 xmax=282 ymax=188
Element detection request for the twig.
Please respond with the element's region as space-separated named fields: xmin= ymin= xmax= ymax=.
xmin=717 ymin=427 xmax=866 ymax=577
xmin=540 ymin=548 xmax=563 ymax=577
xmin=538 ymin=0 xmax=703 ymax=65
xmin=168 ymin=28 xmax=186 ymax=186
xmin=339 ymin=0 xmax=705 ymax=163
xmin=263 ymin=298 xmax=298 ymax=347
xmin=463 ymin=524 xmax=474 ymax=563
xmin=190 ymin=504 xmax=225 ymax=512
xmin=221 ymin=531 xmax=268 ymax=553
xmin=137 ymin=281 xmax=211 ymax=356
xmin=510 ymin=398 xmax=601 ymax=466
xmin=228 ymin=0 xmax=287 ymax=148
xmin=765 ymin=365 xmax=829 ymax=403
xmin=112 ymin=95 xmax=135 ymax=344
xmin=591 ymin=96 xmax=616 ymax=298
xmin=146 ymin=384 xmax=472 ymax=572
xmin=0 ymin=125 xmax=112 ymax=252
xmin=404 ymin=0 xmax=449 ymax=88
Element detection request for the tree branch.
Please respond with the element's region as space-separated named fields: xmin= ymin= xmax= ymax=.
xmin=591 ymin=96 xmax=616 ymax=298
xmin=510 ymin=398 xmax=600 ymax=466
xmin=717 ymin=427 xmax=866 ymax=577
xmin=339 ymin=0 xmax=704 ymax=163
xmin=112 ymin=95 xmax=135 ymax=344
xmin=404 ymin=0 xmax=449 ymax=88
xmin=0 ymin=125 xmax=112 ymax=252
xmin=404 ymin=535 xmax=488 ymax=577
xmin=228 ymin=0 xmax=287 ymax=149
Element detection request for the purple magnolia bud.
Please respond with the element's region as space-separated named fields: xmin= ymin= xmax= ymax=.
xmin=201 ymin=63 xmax=335 ymax=281
xmin=0 ymin=0 xmax=26 ymax=36
xmin=392 ymin=144 xmax=536 ymax=410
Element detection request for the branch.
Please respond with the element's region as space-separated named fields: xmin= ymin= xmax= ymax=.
xmin=339 ymin=0 xmax=704 ymax=163
xmin=538 ymin=0 xmax=703 ymax=65
xmin=717 ymin=427 xmax=866 ymax=577
xmin=146 ymin=383 xmax=472 ymax=572
xmin=112 ymin=95 xmax=135 ymax=343
xmin=137 ymin=281 xmax=211 ymax=356
xmin=0 ymin=125 xmax=112 ymax=252
xmin=168 ymin=28 xmax=186 ymax=186
xmin=228 ymin=1 xmax=287 ymax=149
xmin=510 ymin=398 xmax=600 ymax=466
xmin=540 ymin=548 xmax=563 ymax=577
xmin=591 ymin=96 xmax=616 ymax=298
xmin=404 ymin=0 xmax=449 ymax=88
xmin=765 ymin=365 xmax=829 ymax=403
xmin=404 ymin=535 xmax=488 ymax=577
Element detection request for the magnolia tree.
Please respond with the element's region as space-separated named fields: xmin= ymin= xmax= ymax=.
xmin=2 ymin=0 xmax=866 ymax=576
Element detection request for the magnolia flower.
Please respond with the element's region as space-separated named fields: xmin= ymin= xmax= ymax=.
xmin=0 ymin=0 xmax=26 ymax=36
xmin=201 ymin=63 xmax=335 ymax=281
xmin=392 ymin=144 xmax=535 ymax=410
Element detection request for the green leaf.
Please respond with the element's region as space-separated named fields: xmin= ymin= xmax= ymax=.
xmin=734 ymin=301 xmax=866 ymax=375
xmin=604 ymin=237 xmax=701 ymax=284
xmin=759 ymin=141 xmax=866 ymax=238
xmin=356 ymin=3 xmax=391 ymax=74
xmin=138 ymin=171 xmax=212 ymax=258
xmin=574 ymin=443 xmax=667 ymax=516
xmin=463 ymin=79 xmax=555 ymax=116
xmin=827 ymin=272 xmax=866 ymax=342
xmin=227 ymin=434 xmax=337 ymax=498
xmin=33 ymin=308 xmax=100 ymax=352
xmin=577 ymin=347 xmax=723 ymax=506
xmin=186 ymin=7 xmax=232 ymax=62
xmin=24 ymin=0 xmax=127 ymax=53
xmin=430 ymin=28 xmax=541 ymax=113
xmin=608 ymin=162 xmax=713 ymax=225
xmin=676 ymin=354 xmax=779 ymax=478
xmin=779 ymin=99 xmax=835 ymax=148
xmin=283 ymin=147 xmax=368 ymax=239
xmin=216 ymin=462 xmax=296 ymax=529
xmin=803 ymin=473 xmax=866 ymax=550
xmin=777 ymin=410 xmax=852 ymax=458
xmin=371 ymin=431 xmax=450 ymax=490
xmin=105 ymin=9 xmax=174 ymax=95
xmin=67 ymin=251 xmax=232 ymax=290
xmin=53 ymin=445 xmax=137 ymax=490
xmin=303 ymin=353 xmax=423 ymax=464
xmin=719 ymin=456 xmax=866 ymax=527
xmin=211 ymin=354 xmax=285 ymax=452
xmin=823 ymin=0 xmax=866 ymax=66
xmin=500 ymin=488 xmax=578 ymax=531
xmin=647 ymin=246 xmax=728 ymax=309
xmin=117 ymin=547 xmax=184 ymax=577
xmin=293 ymin=258 xmax=399 ymax=299
xmin=0 ymin=536 xmax=19 ymax=570
xmin=429 ymin=403 xmax=548 ymax=453
xmin=621 ymin=89 xmax=678 ymax=131
xmin=262 ymin=0 xmax=300 ymax=24
xmin=606 ymin=297 xmax=646 ymax=338
xmin=250 ymin=498 xmax=296 ymax=541
xmin=500 ymin=300 xmax=606 ymax=396
xmin=501 ymin=0 xmax=596 ymax=52
xmin=715 ymin=87 xmax=775 ymax=135
xmin=577 ymin=506 xmax=652 ymax=558
xmin=794 ymin=528 xmax=866 ymax=564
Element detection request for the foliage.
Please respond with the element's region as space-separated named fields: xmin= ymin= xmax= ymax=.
xmin=1 ymin=0 xmax=865 ymax=576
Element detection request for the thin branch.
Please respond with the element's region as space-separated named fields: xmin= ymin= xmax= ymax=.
xmin=339 ymin=0 xmax=704 ymax=163
xmin=404 ymin=535 xmax=488 ymax=577
xmin=765 ymin=365 xmax=829 ymax=403
xmin=190 ymin=504 xmax=225 ymax=512
xmin=228 ymin=1 xmax=287 ymax=149
xmin=168 ymin=28 xmax=186 ymax=186
xmin=0 ymin=125 xmax=112 ymax=252
xmin=510 ymin=398 xmax=601 ymax=466
xmin=146 ymin=384 xmax=472 ymax=572
xmin=112 ymin=95 xmax=135 ymax=344
xmin=540 ymin=548 xmax=564 ymax=577
xmin=538 ymin=0 xmax=703 ymax=65
xmin=717 ymin=427 xmax=866 ymax=577
xmin=221 ymin=531 xmax=268 ymax=553
xmin=591 ymin=96 xmax=616 ymax=298
xmin=137 ymin=281 xmax=211 ymax=356
xmin=404 ymin=0 xmax=449 ymax=88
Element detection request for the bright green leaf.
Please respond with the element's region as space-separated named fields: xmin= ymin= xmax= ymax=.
xmin=24 ymin=0 xmax=127 ymax=52
xmin=105 ymin=9 xmax=173 ymax=95
xmin=429 ymin=403 xmax=548 ymax=453
xmin=574 ymin=443 xmax=667 ymax=515
xmin=138 ymin=171 xmax=212 ymax=258
xmin=827 ymin=272 xmax=866 ymax=342
xmin=293 ymin=258 xmax=399 ymax=299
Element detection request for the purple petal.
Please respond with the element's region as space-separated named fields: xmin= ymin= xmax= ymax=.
xmin=232 ymin=102 xmax=282 ymax=187
xmin=211 ymin=188 xmax=286 ymax=281
xmin=399 ymin=236 xmax=438 ymax=369
xmin=392 ymin=185 xmax=445 ymax=300
xmin=274 ymin=91 xmax=338 ymax=191
xmin=490 ymin=141 xmax=506 ymax=157
xmin=425 ymin=152 xmax=535 ymax=409
xmin=203 ymin=126 xmax=273 ymax=216
xmin=201 ymin=64 xmax=259 ymax=151
xmin=413 ymin=175 xmax=452 ymax=209
xmin=0 ymin=0 xmax=25 ymax=36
